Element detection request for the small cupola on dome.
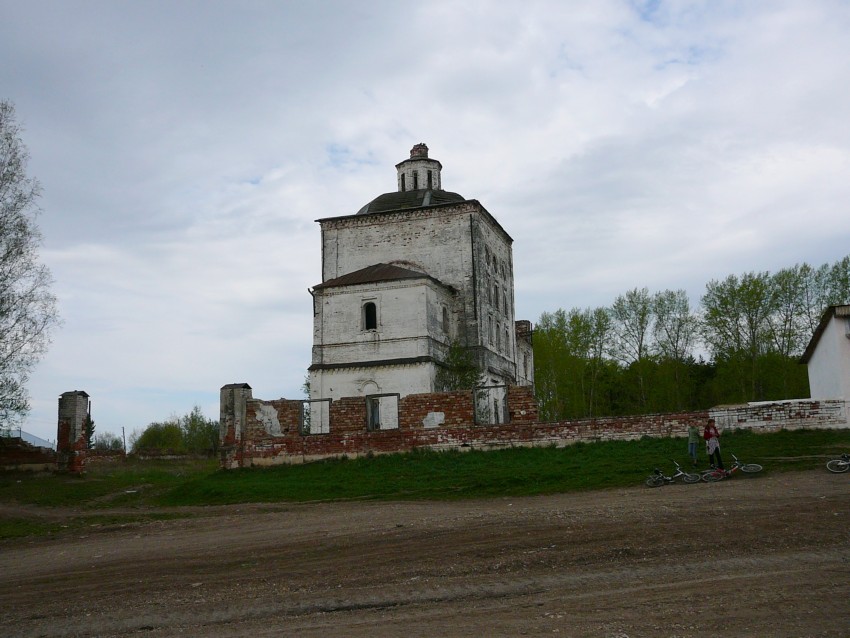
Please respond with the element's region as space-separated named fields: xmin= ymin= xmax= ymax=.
xmin=396 ymin=142 xmax=442 ymax=192
xmin=355 ymin=144 xmax=465 ymax=214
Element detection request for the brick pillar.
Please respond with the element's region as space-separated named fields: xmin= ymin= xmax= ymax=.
xmin=220 ymin=383 xmax=252 ymax=469
xmin=57 ymin=391 xmax=89 ymax=473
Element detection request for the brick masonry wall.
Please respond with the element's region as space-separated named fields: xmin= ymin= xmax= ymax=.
xmin=0 ymin=438 xmax=57 ymax=471
xmin=56 ymin=391 xmax=89 ymax=474
xmin=711 ymin=399 xmax=848 ymax=433
xmin=220 ymin=384 xmax=849 ymax=469
xmin=222 ymin=386 xmax=850 ymax=468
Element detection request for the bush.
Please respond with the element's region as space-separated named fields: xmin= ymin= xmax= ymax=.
xmin=93 ymin=431 xmax=124 ymax=451
xmin=131 ymin=406 xmax=219 ymax=456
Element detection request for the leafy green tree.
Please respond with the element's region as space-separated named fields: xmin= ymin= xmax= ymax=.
xmin=651 ymin=290 xmax=699 ymax=411
xmin=825 ymin=255 xmax=850 ymax=305
xmin=609 ymin=288 xmax=654 ymax=410
xmin=1 ymin=100 xmax=59 ymax=427
xmin=132 ymin=421 xmax=185 ymax=453
xmin=435 ymin=340 xmax=482 ymax=391
xmin=701 ymin=272 xmax=777 ymax=400
xmin=767 ymin=265 xmax=807 ymax=357
xmin=180 ymin=405 xmax=219 ymax=456
xmin=131 ymin=406 xmax=219 ymax=455
xmin=93 ymin=431 xmax=124 ymax=451
xmin=533 ymin=307 xmax=614 ymax=420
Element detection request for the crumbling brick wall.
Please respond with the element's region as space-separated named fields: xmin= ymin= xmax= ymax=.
xmin=711 ymin=399 xmax=847 ymax=432
xmin=56 ymin=390 xmax=89 ymax=474
xmin=0 ymin=438 xmax=57 ymax=471
xmin=219 ymin=383 xmax=849 ymax=469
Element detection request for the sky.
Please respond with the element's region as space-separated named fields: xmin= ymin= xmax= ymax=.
xmin=2 ymin=0 xmax=849 ymax=444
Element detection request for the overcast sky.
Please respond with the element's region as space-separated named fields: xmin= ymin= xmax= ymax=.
xmin=3 ymin=0 xmax=849 ymax=443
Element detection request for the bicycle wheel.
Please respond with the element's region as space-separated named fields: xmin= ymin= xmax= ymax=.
xmin=645 ymin=475 xmax=664 ymax=487
xmin=702 ymin=470 xmax=723 ymax=482
xmin=683 ymin=472 xmax=702 ymax=484
xmin=741 ymin=463 xmax=762 ymax=473
xmin=826 ymin=459 xmax=850 ymax=473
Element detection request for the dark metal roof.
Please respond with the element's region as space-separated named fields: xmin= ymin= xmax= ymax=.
xmin=313 ymin=263 xmax=454 ymax=291
xmin=356 ymin=189 xmax=466 ymax=215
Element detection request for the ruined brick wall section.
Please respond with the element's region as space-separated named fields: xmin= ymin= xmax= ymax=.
xmin=508 ymin=386 xmax=538 ymax=424
xmin=219 ymin=388 xmax=849 ymax=469
xmin=711 ymin=400 xmax=848 ymax=433
xmin=56 ymin=390 xmax=89 ymax=473
xmin=0 ymin=438 xmax=57 ymax=471
xmin=219 ymin=383 xmax=253 ymax=469
xmin=398 ymin=391 xmax=474 ymax=429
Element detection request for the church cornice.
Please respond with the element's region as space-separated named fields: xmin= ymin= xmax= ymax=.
xmin=308 ymin=356 xmax=436 ymax=372
xmin=316 ymin=199 xmax=513 ymax=244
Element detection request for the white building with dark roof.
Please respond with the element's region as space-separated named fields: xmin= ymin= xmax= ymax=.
xmin=800 ymin=304 xmax=850 ymax=400
xmin=307 ymin=144 xmax=533 ymax=422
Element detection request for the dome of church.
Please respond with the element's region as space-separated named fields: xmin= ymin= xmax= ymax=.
xmin=356 ymin=143 xmax=467 ymax=215
xmin=356 ymin=188 xmax=467 ymax=215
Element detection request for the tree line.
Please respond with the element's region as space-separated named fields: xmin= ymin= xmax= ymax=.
xmin=533 ymin=255 xmax=850 ymax=421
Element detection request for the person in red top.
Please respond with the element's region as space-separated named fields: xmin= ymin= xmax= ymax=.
xmin=704 ymin=418 xmax=724 ymax=471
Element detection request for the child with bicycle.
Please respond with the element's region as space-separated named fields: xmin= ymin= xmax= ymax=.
xmin=687 ymin=424 xmax=700 ymax=467
xmin=704 ymin=418 xmax=725 ymax=471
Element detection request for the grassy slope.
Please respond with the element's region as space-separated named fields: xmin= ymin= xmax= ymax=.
xmin=1 ymin=429 xmax=848 ymax=539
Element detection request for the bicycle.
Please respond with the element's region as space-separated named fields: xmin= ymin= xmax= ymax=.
xmin=645 ymin=460 xmax=702 ymax=487
xmin=701 ymin=453 xmax=763 ymax=482
xmin=826 ymin=453 xmax=850 ymax=473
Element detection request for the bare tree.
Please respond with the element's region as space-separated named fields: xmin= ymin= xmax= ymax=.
xmin=0 ymin=100 xmax=59 ymax=427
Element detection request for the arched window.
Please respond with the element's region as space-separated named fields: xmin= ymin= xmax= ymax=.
xmin=363 ymin=302 xmax=377 ymax=330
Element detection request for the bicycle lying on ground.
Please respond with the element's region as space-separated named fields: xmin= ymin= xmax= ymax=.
xmin=645 ymin=460 xmax=702 ymax=487
xmin=701 ymin=454 xmax=763 ymax=482
xmin=826 ymin=453 xmax=850 ymax=473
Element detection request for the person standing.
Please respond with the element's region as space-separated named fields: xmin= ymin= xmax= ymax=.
xmin=704 ymin=418 xmax=724 ymax=471
xmin=687 ymin=423 xmax=700 ymax=467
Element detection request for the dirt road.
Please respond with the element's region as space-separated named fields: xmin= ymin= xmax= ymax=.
xmin=1 ymin=470 xmax=848 ymax=637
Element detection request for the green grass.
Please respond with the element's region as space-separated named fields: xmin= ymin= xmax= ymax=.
xmin=1 ymin=429 xmax=848 ymax=539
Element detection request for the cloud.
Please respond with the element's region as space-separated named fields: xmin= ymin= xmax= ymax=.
xmin=2 ymin=0 xmax=849 ymax=441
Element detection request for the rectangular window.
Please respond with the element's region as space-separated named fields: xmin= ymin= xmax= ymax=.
xmin=413 ymin=171 xmax=419 ymax=189
xmin=366 ymin=394 xmax=400 ymax=431
xmin=400 ymin=174 xmax=406 ymax=191
xmin=427 ymin=170 xmax=433 ymax=189
xmin=363 ymin=301 xmax=377 ymax=330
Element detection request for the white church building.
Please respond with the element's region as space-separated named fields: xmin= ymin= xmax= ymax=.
xmin=307 ymin=143 xmax=533 ymax=425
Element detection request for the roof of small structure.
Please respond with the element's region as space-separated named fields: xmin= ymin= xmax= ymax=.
xmin=312 ymin=262 xmax=454 ymax=292
xmin=799 ymin=304 xmax=850 ymax=363
xmin=356 ymin=189 xmax=467 ymax=215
